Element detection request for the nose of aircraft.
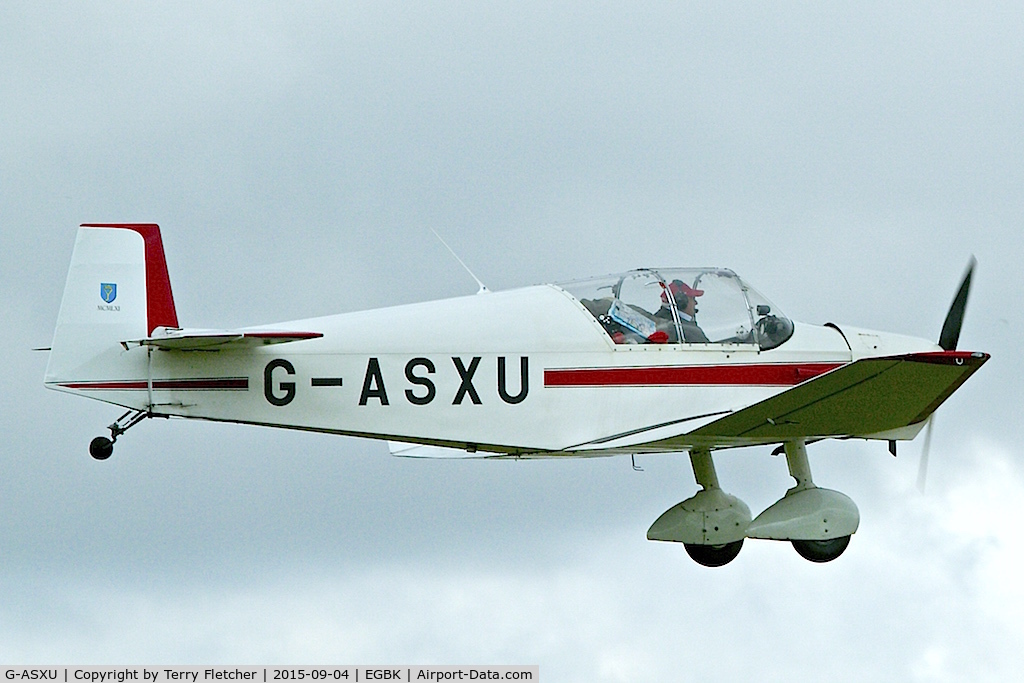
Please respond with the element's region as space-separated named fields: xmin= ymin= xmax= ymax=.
xmin=825 ymin=324 xmax=942 ymax=360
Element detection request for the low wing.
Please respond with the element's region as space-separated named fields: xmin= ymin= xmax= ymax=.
xmin=123 ymin=328 xmax=323 ymax=351
xmin=684 ymin=351 xmax=988 ymax=444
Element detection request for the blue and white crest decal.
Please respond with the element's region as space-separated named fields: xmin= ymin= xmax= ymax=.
xmin=100 ymin=283 xmax=117 ymax=304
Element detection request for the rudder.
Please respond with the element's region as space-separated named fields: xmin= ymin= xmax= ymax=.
xmin=45 ymin=223 xmax=179 ymax=388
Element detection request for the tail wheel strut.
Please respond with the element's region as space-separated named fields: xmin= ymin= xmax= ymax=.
xmin=89 ymin=409 xmax=149 ymax=460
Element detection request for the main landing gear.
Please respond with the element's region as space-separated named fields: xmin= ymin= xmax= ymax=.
xmin=647 ymin=440 xmax=859 ymax=566
xmin=647 ymin=449 xmax=752 ymax=567
xmin=88 ymin=409 xmax=149 ymax=460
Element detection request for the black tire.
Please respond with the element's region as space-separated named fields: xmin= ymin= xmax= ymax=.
xmin=89 ymin=436 xmax=114 ymax=461
xmin=792 ymin=536 xmax=851 ymax=563
xmin=684 ymin=540 xmax=744 ymax=567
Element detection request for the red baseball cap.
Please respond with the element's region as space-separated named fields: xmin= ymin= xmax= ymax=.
xmin=662 ymin=279 xmax=704 ymax=303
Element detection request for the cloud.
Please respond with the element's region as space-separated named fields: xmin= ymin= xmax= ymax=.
xmin=3 ymin=438 xmax=1022 ymax=681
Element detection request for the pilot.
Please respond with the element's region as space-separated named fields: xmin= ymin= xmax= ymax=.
xmin=656 ymin=280 xmax=710 ymax=343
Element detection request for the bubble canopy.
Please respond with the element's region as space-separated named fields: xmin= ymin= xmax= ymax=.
xmin=557 ymin=268 xmax=794 ymax=350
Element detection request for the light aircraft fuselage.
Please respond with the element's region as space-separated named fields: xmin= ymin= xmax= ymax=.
xmin=44 ymin=224 xmax=988 ymax=566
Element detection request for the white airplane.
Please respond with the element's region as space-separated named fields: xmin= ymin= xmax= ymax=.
xmin=45 ymin=223 xmax=988 ymax=566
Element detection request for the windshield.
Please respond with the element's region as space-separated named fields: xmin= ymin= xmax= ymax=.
xmin=558 ymin=268 xmax=793 ymax=350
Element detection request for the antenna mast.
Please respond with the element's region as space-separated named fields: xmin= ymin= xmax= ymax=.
xmin=431 ymin=228 xmax=490 ymax=294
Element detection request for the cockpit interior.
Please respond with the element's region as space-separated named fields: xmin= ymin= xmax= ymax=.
xmin=559 ymin=268 xmax=794 ymax=351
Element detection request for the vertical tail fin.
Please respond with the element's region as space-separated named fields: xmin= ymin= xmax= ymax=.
xmin=45 ymin=224 xmax=178 ymax=388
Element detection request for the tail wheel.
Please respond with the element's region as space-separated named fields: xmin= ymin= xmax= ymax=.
xmin=89 ymin=436 xmax=114 ymax=461
xmin=87 ymin=409 xmax=150 ymax=461
xmin=684 ymin=540 xmax=744 ymax=567
xmin=792 ymin=535 xmax=851 ymax=563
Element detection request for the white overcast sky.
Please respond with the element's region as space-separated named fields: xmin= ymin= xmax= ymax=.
xmin=2 ymin=2 xmax=1023 ymax=680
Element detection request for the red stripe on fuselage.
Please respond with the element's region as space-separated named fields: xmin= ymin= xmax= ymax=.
xmin=544 ymin=363 xmax=844 ymax=387
xmin=58 ymin=378 xmax=249 ymax=391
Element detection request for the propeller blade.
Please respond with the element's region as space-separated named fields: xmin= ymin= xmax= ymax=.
xmin=938 ymin=257 xmax=976 ymax=351
xmin=916 ymin=417 xmax=934 ymax=494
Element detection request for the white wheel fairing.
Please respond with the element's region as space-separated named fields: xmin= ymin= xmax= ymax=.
xmin=746 ymin=488 xmax=860 ymax=541
xmin=647 ymin=489 xmax=751 ymax=546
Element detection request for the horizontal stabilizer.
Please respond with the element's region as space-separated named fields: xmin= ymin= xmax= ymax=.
xmin=123 ymin=327 xmax=323 ymax=351
xmin=687 ymin=351 xmax=989 ymax=442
